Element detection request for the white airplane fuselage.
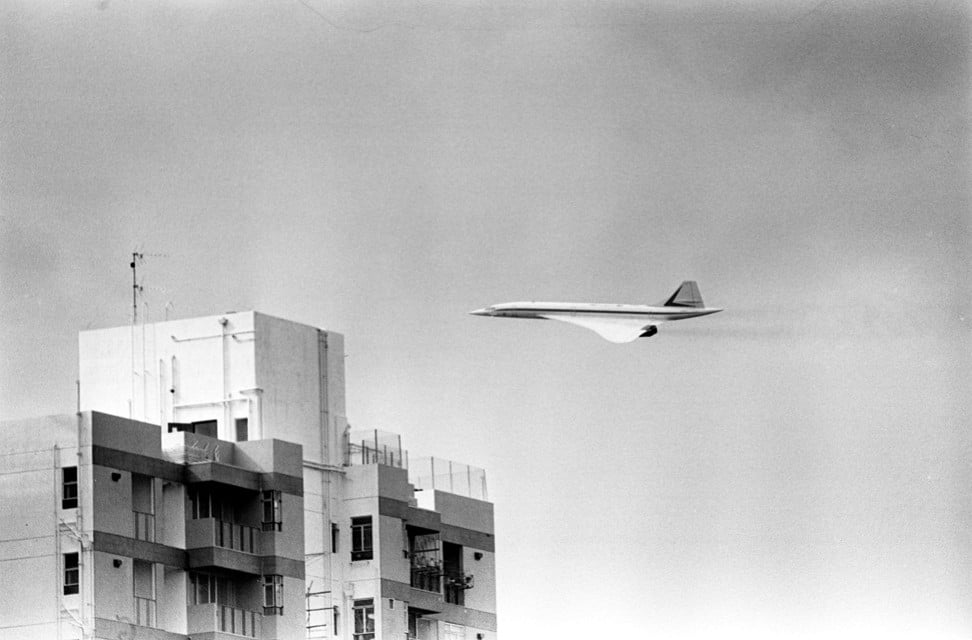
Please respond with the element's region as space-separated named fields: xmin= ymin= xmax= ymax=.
xmin=470 ymin=281 xmax=722 ymax=343
xmin=471 ymin=302 xmax=721 ymax=322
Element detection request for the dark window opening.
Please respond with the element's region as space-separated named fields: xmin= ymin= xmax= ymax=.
xmin=331 ymin=522 xmax=339 ymax=553
xmin=262 ymin=490 xmax=282 ymax=532
xmin=351 ymin=516 xmax=373 ymax=561
xmin=63 ymin=552 xmax=79 ymax=595
xmin=235 ymin=418 xmax=248 ymax=442
xmin=192 ymin=420 xmax=218 ymax=438
xmin=188 ymin=487 xmax=240 ymax=522
xmin=167 ymin=420 xmax=218 ymax=438
xmin=443 ymin=542 xmax=466 ymax=606
xmin=62 ymin=466 xmax=78 ymax=509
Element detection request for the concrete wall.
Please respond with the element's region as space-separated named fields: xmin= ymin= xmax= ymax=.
xmin=254 ymin=313 xmax=342 ymax=465
xmin=253 ymin=313 xmax=322 ymax=461
xmin=80 ymin=312 xmax=258 ymax=440
xmin=259 ymin=575 xmax=305 ymax=640
xmin=80 ymin=312 xmax=346 ymax=459
xmin=159 ymin=567 xmax=187 ymax=633
xmin=93 ymin=464 xmax=133 ymax=538
xmin=261 ymin=492 xmax=305 ymax=561
xmin=160 ymin=482 xmax=185 ymax=548
xmin=344 ymin=464 xmax=378 ymax=499
xmin=91 ymin=412 xmax=162 ymax=457
xmin=0 ymin=415 xmax=96 ymax=640
xmin=435 ymin=492 xmax=494 ymax=535
xmin=0 ymin=552 xmax=57 ymax=639
xmin=463 ymin=549 xmax=496 ymax=614
xmin=93 ymin=550 xmax=134 ymax=623
xmin=382 ymin=597 xmax=408 ymax=640
xmin=378 ymin=515 xmax=409 ymax=584
xmin=377 ymin=464 xmax=413 ymax=503
xmin=235 ymin=438 xmax=303 ymax=477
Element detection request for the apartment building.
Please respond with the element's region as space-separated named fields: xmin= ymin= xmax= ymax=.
xmin=0 ymin=312 xmax=497 ymax=640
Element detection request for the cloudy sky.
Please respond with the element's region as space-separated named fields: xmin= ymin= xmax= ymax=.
xmin=2 ymin=0 xmax=969 ymax=637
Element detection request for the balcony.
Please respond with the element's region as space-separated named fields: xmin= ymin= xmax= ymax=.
xmin=216 ymin=520 xmax=258 ymax=554
xmin=188 ymin=603 xmax=261 ymax=638
xmin=187 ymin=518 xmax=262 ymax=575
xmin=188 ymin=518 xmax=259 ymax=553
xmin=410 ymin=558 xmax=442 ymax=593
xmin=409 ymin=529 xmax=442 ymax=594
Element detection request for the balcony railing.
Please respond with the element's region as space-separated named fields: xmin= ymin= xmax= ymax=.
xmin=220 ymin=605 xmax=260 ymax=637
xmin=409 ymin=456 xmax=488 ymax=501
xmin=409 ymin=536 xmax=442 ymax=593
xmin=189 ymin=603 xmax=261 ymax=638
xmin=135 ymin=596 xmax=157 ymax=627
xmin=216 ymin=520 xmax=258 ymax=554
xmin=347 ymin=429 xmax=407 ymax=468
xmin=133 ymin=511 xmax=155 ymax=542
xmin=410 ymin=563 xmax=442 ymax=593
xmin=187 ymin=517 xmax=259 ymax=554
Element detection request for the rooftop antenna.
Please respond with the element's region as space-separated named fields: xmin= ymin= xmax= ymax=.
xmin=131 ymin=252 xmax=144 ymax=324
xmin=128 ymin=249 xmax=168 ymax=420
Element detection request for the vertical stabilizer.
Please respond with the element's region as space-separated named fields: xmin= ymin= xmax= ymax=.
xmin=662 ymin=281 xmax=704 ymax=308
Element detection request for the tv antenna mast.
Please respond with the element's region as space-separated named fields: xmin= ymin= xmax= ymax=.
xmin=131 ymin=252 xmax=144 ymax=324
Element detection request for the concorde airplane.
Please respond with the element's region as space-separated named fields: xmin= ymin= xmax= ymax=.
xmin=469 ymin=281 xmax=722 ymax=343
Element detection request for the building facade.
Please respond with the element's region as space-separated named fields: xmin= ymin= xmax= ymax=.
xmin=0 ymin=312 xmax=497 ymax=640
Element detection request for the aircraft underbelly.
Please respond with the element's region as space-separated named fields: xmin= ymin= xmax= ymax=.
xmin=540 ymin=313 xmax=662 ymax=343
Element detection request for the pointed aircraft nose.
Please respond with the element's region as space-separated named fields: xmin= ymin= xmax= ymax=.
xmin=469 ymin=307 xmax=492 ymax=316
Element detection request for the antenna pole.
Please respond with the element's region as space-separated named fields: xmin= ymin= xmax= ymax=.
xmin=130 ymin=253 xmax=143 ymax=324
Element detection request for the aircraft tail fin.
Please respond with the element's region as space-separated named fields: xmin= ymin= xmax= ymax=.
xmin=662 ymin=281 xmax=705 ymax=308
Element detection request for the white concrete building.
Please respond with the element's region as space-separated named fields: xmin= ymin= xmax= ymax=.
xmin=0 ymin=312 xmax=497 ymax=640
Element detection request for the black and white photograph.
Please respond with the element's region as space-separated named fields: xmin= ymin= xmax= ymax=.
xmin=1 ymin=1 xmax=969 ymax=638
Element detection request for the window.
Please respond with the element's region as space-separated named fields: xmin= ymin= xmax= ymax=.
xmin=331 ymin=522 xmax=339 ymax=553
xmin=351 ymin=516 xmax=373 ymax=561
xmin=263 ymin=575 xmax=283 ymax=615
xmin=132 ymin=474 xmax=155 ymax=542
xmin=168 ymin=420 xmax=218 ymax=437
xmin=63 ymin=552 xmax=79 ymax=595
xmin=189 ymin=488 xmax=232 ymax=520
xmin=133 ymin=560 xmax=157 ymax=627
xmin=235 ymin=418 xmax=248 ymax=442
xmin=189 ymin=488 xmax=211 ymax=519
xmin=189 ymin=572 xmax=223 ymax=605
xmin=333 ymin=607 xmax=340 ymax=636
xmin=62 ymin=466 xmax=78 ymax=509
xmin=262 ymin=490 xmax=282 ymax=531
xmin=191 ymin=420 xmax=218 ymax=438
xmin=352 ymin=599 xmax=375 ymax=640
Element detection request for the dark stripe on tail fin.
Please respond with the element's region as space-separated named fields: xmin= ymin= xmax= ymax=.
xmin=663 ymin=281 xmax=704 ymax=308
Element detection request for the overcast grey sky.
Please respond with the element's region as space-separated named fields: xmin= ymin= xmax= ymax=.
xmin=2 ymin=1 xmax=970 ymax=637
